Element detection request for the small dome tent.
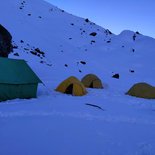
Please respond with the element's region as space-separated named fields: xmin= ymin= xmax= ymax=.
xmin=56 ymin=76 xmax=87 ymax=96
xmin=81 ymin=74 xmax=103 ymax=89
xmin=126 ymin=82 xmax=155 ymax=99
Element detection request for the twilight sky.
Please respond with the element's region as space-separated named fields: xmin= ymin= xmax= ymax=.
xmin=45 ymin=0 xmax=155 ymax=38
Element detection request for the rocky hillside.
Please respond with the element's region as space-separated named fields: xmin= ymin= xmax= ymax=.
xmin=0 ymin=0 xmax=155 ymax=88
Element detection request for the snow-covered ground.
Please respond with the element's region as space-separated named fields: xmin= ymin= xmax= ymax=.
xmin=0 ymin=0 xmax=155 ymax=154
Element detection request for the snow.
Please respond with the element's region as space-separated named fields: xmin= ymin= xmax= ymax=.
xmin=0 ymin=0 xmax=155 ymax=154
xmin=1 ymin=89 xmax=155 ymax=155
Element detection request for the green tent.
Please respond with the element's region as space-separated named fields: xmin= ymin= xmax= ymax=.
xmin=0 ymin=57 xmax=42 ymax=101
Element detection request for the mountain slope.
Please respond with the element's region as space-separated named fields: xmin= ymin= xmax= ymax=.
xmin=0 ymin=0 xmax=155 ymax=155
xmin=1 ymin=0 xmax=155 ymax=86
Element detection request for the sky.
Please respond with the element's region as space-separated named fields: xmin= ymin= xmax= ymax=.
xmin=45 ymin=0 xmax=155 ymax=38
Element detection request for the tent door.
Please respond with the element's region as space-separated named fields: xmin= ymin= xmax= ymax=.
xmin=89 ymin=81 xmax=94 ymax=88
xmin=65 ymin=84 xmax=73 ymax=95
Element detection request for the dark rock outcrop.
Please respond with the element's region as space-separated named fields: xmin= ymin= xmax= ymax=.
xmin=0 ymin=24 xmax=12 ymax=57
xmin=112 ymin=73 xmax=120 ymax=79
xmin=89 ymin=32 xmax=97 ymax=36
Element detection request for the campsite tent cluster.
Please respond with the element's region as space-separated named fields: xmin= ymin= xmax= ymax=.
xmin=55 ymin=76 xmax=155 ymax=99
xmin=1 ymin=57 xmax=155 ymax=101
xmin=0 ymin=58 xmax=155 ymax=101
xmin=55 ymin=74 xmax=103 ymax=96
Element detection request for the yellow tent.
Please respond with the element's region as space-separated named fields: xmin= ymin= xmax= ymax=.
xmin=55 ymin=76 xmax=87 ymax=96
xmin=126 ymin=82 xmax=155 ymax=99
xmin=81 ymin=74 xmax=103 ymax=89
